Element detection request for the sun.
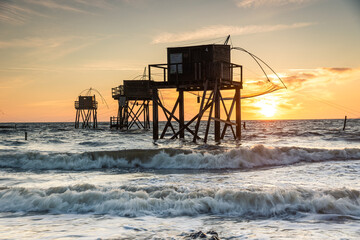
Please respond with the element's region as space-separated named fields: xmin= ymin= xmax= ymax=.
xmin=259 ymin=103 xmax=276 ymax=117
xmin=254 ymin=97 xmax=278 ymax=118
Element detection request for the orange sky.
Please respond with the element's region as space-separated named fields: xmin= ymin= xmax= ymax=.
xmin=0 ymin=0 xmax=360 ymax=122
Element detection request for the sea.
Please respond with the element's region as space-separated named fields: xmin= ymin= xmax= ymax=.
xmin=0 ymin=119 xmax=359 ymax=240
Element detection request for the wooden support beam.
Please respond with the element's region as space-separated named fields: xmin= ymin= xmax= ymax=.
xmin=235 ymin=87 xmax=241 ymax=140
xmin=144 ymin=101 xmax=150 ymax=129
xmin=221 ymin=94 xmax=236 ymax=139
xmin=156 ymin=98 xmax=199 ymax=138
xmin=160 ymin=97 xmax=179 ymax=139
xmin=214 ymin=81 xmax=221 ymax=142
xmin=157 ymin=100 xmax=200 ymax=139
xmin=153 ymin=89 xmax=159 ymax=140
xmin=93 ymin=109 xmax=98 ymax=128
xmin=179 ymin=89 xmax=185 ymax=138
xmin=193 ymin=80 xmax=209 ymax=143
xmin=146 ymin=101 xmax=150 ymax=129
xmin=130 ymin=102 xmax=146 ymax=128
xmin=127 ymin=102 xmax=142 ymax=129
xmin=160 ymin=102 xmax=177 ymax=137
xmin=204 ymin=90 xmax=215 ymax=143
xmin=128 ymin=106 xmax=144 ymax=129
xmin=170 ymin=100 xmax=214 ymax=140
xmin=219 ymin=90 xmax=236 ymax=139
xmin=211 ymin=117 xmax=237 ymax=126
xmin=143 ymin=101 xmax=146 ymax=128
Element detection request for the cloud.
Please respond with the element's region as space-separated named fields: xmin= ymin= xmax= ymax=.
xmin=73 ymin=0 xmax=115 ymax=10
xmin=0 ymin=34 xmax=111 ymax=62
xmin=235 ymin=0 xmax=311 ymax=8
xmin=0 ymin=1 xmax=46 ymax=25
xmin=152 ymin=23 xmax=314 ymax=44
xmin=0 ymin=36 xmax=74 ymax=49
xmin=0 ymin=0 xmax=115 ymax=25
xmin=0 ymin=60 xmax=143 ymax=73
xmin=240 ymin=67 xmax=360 ymax=118
xmin=283 ymin=67 xmax=359 ymax=91
xmin=323 ymin=67 xmax=352 ymax=73
xmin=27 ymin=0 xmax=90 ymax=14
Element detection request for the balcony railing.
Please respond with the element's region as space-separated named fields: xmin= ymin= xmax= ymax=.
xmin=75 ymin=101 xmax=98 ymax=109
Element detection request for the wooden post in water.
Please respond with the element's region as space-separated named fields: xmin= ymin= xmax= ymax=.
xmin=153 ymin=88 xmax=159 ymax=140
xmin=25 ymin=131 xmax=27 ymax=140
xmin=343 ymin=115 xmax=347 ymax=131
xmin=179 ymin=89 xmax=185 ymax=139
xmin=235 ymin=87 xmax=241 ymax=140
xmin=214 ymin=82 xmax=221 ymax=142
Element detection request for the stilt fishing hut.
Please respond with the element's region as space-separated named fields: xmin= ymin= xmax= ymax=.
xmin=75 ymin=95 xmax=98 ymax=129
xmin=149 ymin=43 xmax=243 ymax=142
xmin=74 ymin=88 xmax=108 ymax=129
xmin=111 ymin=80 xmax=152 ymax=130
xmin=111 ymin=36 xmax=286 ymax=142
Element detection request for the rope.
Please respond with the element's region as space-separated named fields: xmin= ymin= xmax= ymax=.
xmin=232 ymin=47 xmax=287 ymax=89
xmin=294 ymin=91 xmax=360 ymax=118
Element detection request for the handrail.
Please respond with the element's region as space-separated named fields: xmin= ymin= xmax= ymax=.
xmin=75 ymin=101 xmax=98 ymax=109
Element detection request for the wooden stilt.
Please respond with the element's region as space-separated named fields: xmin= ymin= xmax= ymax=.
xmin=204 ymin=89 xmax=215 ymax=143
xmin=170 ymin=100 xmax=214 ymax=140
xmin=214 ymin=80 xmax=221 ymax=142
xmin=160 ymin=102 xmax=177 ymax=137
xmin=218 ymin=90 xmax=236 ymax=139
xmin=128 ymin=108 xmax=144 ymax=129
xmin=235 ymin=87 xmax=241 ymax=140
xmin=179 ymin=89 xmax=185 ymax=139
xmin=128 ymin=102 xmax=146 ymax=129
xmin=153 ymin=89 xmax=159 ymax=140
xmin=157 ymin=98 xmax=199 ymax=139
xmin=160 ymin=97 xmax=179 ymax=138
xmin=221 ymin=94 xmax=236 ymax=139
xmin=343 ymin=115 xmax=347 ymax=131
xmin=193 ymin=80 xmax=209 ymax=143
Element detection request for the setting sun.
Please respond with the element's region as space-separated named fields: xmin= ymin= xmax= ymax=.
xmin=260 ymin=104 xmax=276 ymax=117
xmin=254 ymin=97 xmax=278 ymax=118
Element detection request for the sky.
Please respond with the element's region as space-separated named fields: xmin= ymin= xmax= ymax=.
xmin=0 ymin=0 xmax=360 ymax=122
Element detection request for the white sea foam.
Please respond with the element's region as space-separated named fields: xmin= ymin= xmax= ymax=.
xmin=1 ymin=145 xmax=360 ymax=170
xmin=0 ymin=184 xmax=359 ymax=217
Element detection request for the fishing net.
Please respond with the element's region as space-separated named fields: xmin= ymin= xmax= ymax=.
xmin=231 ymin=47 xmax=287 ymax=99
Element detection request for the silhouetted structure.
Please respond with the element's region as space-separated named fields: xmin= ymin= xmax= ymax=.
xmin=111 ymin=37 xmax=287 ymax=142
xmin=149 ymin=44 xmax=243 ymax=142
xmin=111 ymin=81 xmax=151 ymax=130
xmin=75 ymin=95 xmax=98 ymax=128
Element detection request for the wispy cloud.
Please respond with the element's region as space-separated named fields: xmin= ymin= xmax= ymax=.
xmin=73 ymin=0 xmax=115 ymax=10
xmin=241 ymin=67 xmax=360 ymax=118
xmin=235 ymin=0 xmax=311 ymax=8
xmin=0 ymin=35 xmax=110 ymax=61
xmin=0 ymin=1 xmax=46 ymax=25
xmin=0 ymin=36 xmax=74 ymax=49
xmin=26 ymin=0 xmax=90 ymax=14
xmin=0 ymin=60 xmax=143 ymax=73
xmin=283 ymin=67 xmax=358 ymax=91
xmin=152 ymin=23 xmax=314 ymax=44
xmin=0 ymin=0 xmax=114 ymax=25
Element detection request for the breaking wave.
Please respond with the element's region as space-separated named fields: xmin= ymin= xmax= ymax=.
xmin=0 ymin=184 xmax=359 ymax=218
xmin=0 ymin=145 xmax=360 ymax=170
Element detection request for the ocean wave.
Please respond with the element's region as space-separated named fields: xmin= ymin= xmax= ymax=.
xmin=0 ymin=184 xmax=359 ymax=217
xmin=0 ymin=145 xmax=360 ymax=170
